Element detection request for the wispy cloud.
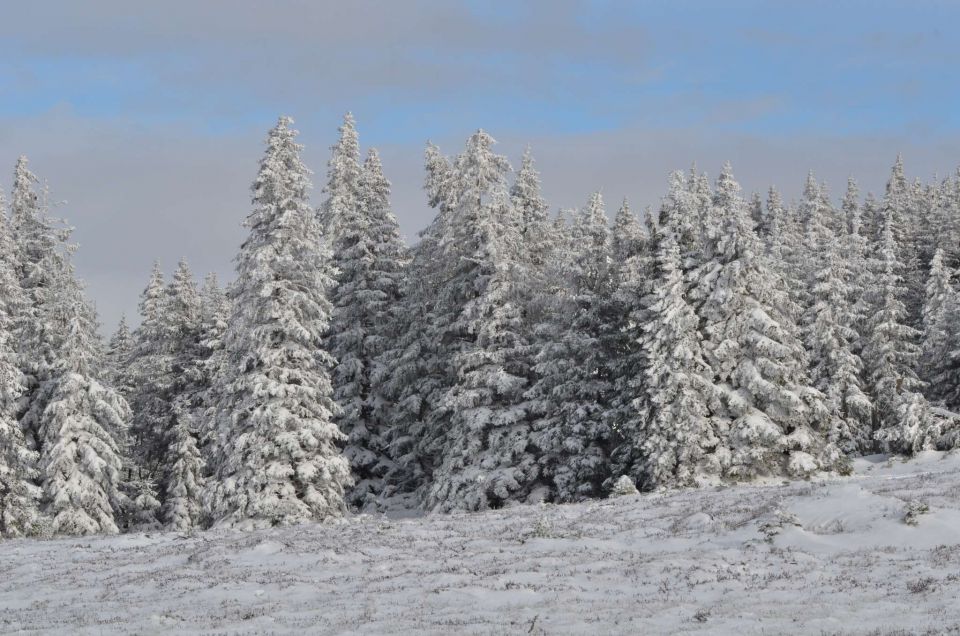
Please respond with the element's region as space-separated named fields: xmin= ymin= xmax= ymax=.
xmin=1 ymin=1 xmax=958 ymax=330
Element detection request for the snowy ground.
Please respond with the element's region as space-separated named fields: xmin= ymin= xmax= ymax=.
xmin=3 ymin=454 xmax=960 ymax=635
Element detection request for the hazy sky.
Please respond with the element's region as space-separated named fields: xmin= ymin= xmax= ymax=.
xmin=2 ymin=0 xmax=959 ymax=332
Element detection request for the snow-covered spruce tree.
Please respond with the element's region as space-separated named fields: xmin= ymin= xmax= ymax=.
xmin=688 ymin=164 xmax=714 ymax=247
xmin=623 ymin=219 xmax=718 ymax=490
xmin=36 ymin=273 xmax=129 ymax=536
xmin=511 ymin=146 xmax=553 ymax=270
xmin=749 ymin=191 xmax=767 ymax=237
xmin=654 ymin=171 xmax=701 ymax=269
xmin=327 ymin=146 xmax=409 ymax=511
xmin=207 ymin=116 xmax=350 ymax=528
xmin=10 ymin=168 xmax=142 ymax=534
xmin=160 ymin=258 xmax=206 ymax=530
xmin=105 ymin=314 xmax=134 ymax=392
xmin=421 ymin=130 xmax=542 ymax=512
xmin=195 ymin=272 xmax=230 ymax=471
xmin=163 ymin=411 xmax=204 ymax=531
xmin=126 ymin=262 xmax=173 ymax=483
xmin=840 ymin=177 xmax=860 ymax=236
xmin=763 ymin=186 xmax=787 ymax=256
xmin=0 ymin=190 xmax=29 ymax=349
xmin=931 ymin=283 xmax=960 ymax=413
xmin=865 ymin=204 xmax=935 ymax=454
xmin=879 ymin=155 xmax=925 ymax=328
xmin=861 ymin=191 xmax=882 ymax=253
xmin=920 ymin=248 xmax=954 ymax=401
xmin=608 ymin=180 xmax=695 ymax=487
xmin=797 ymin=172 xmax=835 ymax=312
xmin=764 ymin=186 xmax=807 ymax=310
xmin=612 ymin=198 xmax=646 ymax=274
xmin=800 ymin=174 xmax=831 ymax=257
xmin=0 ymin=194 xmax=40 ymax=538
xmin=694 ymin=163 xmax=840 ymax=479
xmin=375 ymin=142 xmax=459 ymax=501
xmin=9 ymin=157 xmax=72 ymax=447
xmin=199 ymin=273 xmax=230 ymax=363
xmin=912 ymin=180 xmax=939 ymax=271
xmin=526 ymin=191 xmax=616 ymax=502
xmin=318 ymin=112 xmax=362 ymax=243
xmin=112 ymin=266 xmax=169 ymax=531
xmin=510 ymin=147 xmax=557 ymax=349
xmin=0 ymin=336 xmax=37 ymax=538
xmin=604 ymin=196 xmax=652 ymax=456
xmin=840 ymin=178 xmax=872 ymax=330
xmin=804 ymin=226 xmax=873 ymax=456
xmin=933 ymin=173 xmax=960 ymax=269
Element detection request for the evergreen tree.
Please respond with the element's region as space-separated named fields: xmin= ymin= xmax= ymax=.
xmin=207 ymin=117 xmax=350 ymax=528
xmin=865 ymin=204 xmax=933 ymax=453
xmin=765 ymin=186 xmax=806 ymax=309
xmin=841 ymin=178 xmax=876 ymax=366
xmin=527 ymin=192 xmax=615 ymax=502
xmin=932 ymin=283 xmax=960 ymax=412
xmin=934 ymin=174 xmax=960 ymax=269
xmin=628 ymin=219 xmax=718 ymax=489
xmin=36 ymin=272 xmax=128 ymax=536
xmin=319 ymin=112 xmax=362 ymax=243
xmin=748 ymin=191 xmax=766 ymax=236
xmin=656 ymin=171 xmax=700 ymax=268
xmin=9 ymin=157 xmax=72 ymax=447
xmin=327 ymin=147 xmax=409 ymax=510
xmin=800 ymin=173 xmax=832 ymax=258
xmin=798 ymin=172 xmax=832 ymax=310
xmin=510 ymin=147 xmax=557 ymax=360
xmin=0 ymin=193 xmax=40 ymax=538
xmin=805 ymin=230 xmax=873 ymax=455
xmin=162 ymin=413 xmax=204 ymax=530
xmin=422 ymin=130 xmax=541 ymax=511
xmin=105 ymin=315 xmax=134 ymax=391
xmin=605 ymin=198 xmax=655 ymax=487
xmin=126 ymin=263 xmax=173 ymax=482
xmin=160 ymin=259 xmax=205 ymax=529
xmin=375 ymin=143 xmax=459 ymax=501
xmin=695 ymin=163 xmax=839 ymax=479
xmin=510 ymin=146 xmax=552 ymax=270
xmin=881 ymin=155 xmax=924 ymax=328
xmin=920 ymin=248 xmax=954 ymax=396
xmin=195 ymin=272 xmax=230 ymax=472
xmin=0 ymin=337 xmax=37 ymax=538
xmin=612 ymin=198 xmax=646 ymax=272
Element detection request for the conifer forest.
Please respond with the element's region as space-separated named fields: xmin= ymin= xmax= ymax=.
xmin=3 ymin=113 xmax=960 ymax=539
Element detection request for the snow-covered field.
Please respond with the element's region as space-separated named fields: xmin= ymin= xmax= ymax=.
xmin=2 ymin=453 xmax=959 ymax=635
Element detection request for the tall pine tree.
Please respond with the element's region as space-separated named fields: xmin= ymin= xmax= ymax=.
xmin=695 ymin=164 xmax=839 ymax=479
xmin=327 ymin=144 xmax=409 ymax=510
xmin=207 ymin=117 xmax=350 ymax=528
xmin=422 ymin=131 xmax=540 ymax=511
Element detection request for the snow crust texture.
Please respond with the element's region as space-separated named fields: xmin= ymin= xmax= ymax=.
xmin=2 ymin=452 xmax=959 ymax=634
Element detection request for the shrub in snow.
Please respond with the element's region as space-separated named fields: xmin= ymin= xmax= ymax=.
xmin=757 ymin=507 xmax=801 ymax=542
xmin=903 ymin=499 xmax=929 ymax=526
xmin=610 ymin=476 xmax=639 ymax=497
xmin=907 ymin=577 xmax=936 ymax=594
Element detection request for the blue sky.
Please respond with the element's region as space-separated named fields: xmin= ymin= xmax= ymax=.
xmin=1 ymin=0 xmax=959 ymax=329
